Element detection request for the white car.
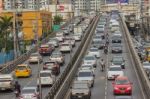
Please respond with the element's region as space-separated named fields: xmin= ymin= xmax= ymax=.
xmin=63 ymin=37 xmax=76 ymax=47
xmin=77 ymin=69 xmax=95 ymax=87
xmin=19 ymin=87 xmax=39 ymax=99
xmin=88 ymin=47 xmax=100 ymax=58
xmin=55 ymin=36 xmax=64 ymax=42
xmin=48 ymin=38 xmax=59 ymax=47
xmin=0 ymin=74 xmax=15 ymax=91
xmin=83 ymin=55 xmax=97 ymax=67
xmin=56 ymin=31 xmax=64 ymax=36
xmin=80 ymin=64 xmax=95 ymax=72
xmin=28 ymin=53 xmax=42 ymax=64
xmin=73 ymin=34 xmax=82 ymax=41
xmin=107 ymin=66 xmax=124 ymax=80
xmin=60 ymin=43 xmax=72 ymax=52
xmin=49 ymin=50 xmax=65 ymax=65
xmin=38 ymin=70 xmax=55 ymax=86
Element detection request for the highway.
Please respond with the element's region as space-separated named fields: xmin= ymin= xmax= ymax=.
xmin=64 ymin=14 xmax=145 ymax=99
xmin=0 ymin=17 xmax=91 ymax=99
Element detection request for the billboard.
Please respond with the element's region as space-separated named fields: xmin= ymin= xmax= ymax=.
xmin=106 ymin=0 xmax=128 ymax=4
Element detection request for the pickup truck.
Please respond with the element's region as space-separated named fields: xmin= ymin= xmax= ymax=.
xmin=39 ymin=44 xmax=53 ymax=55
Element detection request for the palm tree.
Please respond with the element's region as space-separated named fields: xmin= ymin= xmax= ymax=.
xmin=0 ymin=16 xmax=13 ymax=53
xmin=53 ymin=15 xmax=63 ymax=25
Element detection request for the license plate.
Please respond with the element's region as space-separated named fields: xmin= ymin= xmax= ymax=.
xmin=121 ymin=90 xmax=125 ymax=93
xmin=78 ymin=95 xmax=82 ymax=98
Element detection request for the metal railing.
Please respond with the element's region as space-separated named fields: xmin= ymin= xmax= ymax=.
xmin=44 ymin=15 xmax=100 ymax=99
xmin=0 ymin=18 xmax=73 ymax=74
xmin=120 ymin=15 xmax=150 ymax=99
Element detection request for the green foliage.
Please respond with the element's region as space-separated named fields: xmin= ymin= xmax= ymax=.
xmin=0 ymin=16 xmax=13 ymax=52
xmin=53 ymin=15 xmax=63 ymax=25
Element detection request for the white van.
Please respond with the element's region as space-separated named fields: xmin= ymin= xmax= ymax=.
xmin=111 ymin=22 xmax=120 ymax=32
xmin=38 ymin=70 xmax=55 ymax=86
xmin=0 ymin=74 xmax=15 ymax=91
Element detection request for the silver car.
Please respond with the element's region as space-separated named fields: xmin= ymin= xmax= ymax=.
xmin=19 ymin=86 xmax=39 ymax=99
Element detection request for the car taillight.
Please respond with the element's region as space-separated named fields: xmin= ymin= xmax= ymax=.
xmin=114 ymin=87 xmax=119 ymax=90
xmin=43 ymin=65 xmax=47 ymax=69
xmin=32 ymin=93 xmax=37 ymax=97
xmin=15 ymin=70 xmax=18 ymax=72
xmin=127 ymin=87 xmax=131 ymax=90
xmin=25 ymin=69 xmax=29 ymax=72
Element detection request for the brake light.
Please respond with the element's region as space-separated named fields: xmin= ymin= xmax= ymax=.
xmin=43 ymin=65 xmax=47 ymax=69
xmin=32 ymin=93 xmax=37 ymax=97
xmin=15 ymin=70 xmax=18 ymax=72
xmin=25 ymin=69 xmax=29 ymax=72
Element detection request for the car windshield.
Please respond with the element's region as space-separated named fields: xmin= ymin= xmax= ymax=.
xmin=73 ymin=83 xmax=88 ymax=89
xmin=16 ymin=66 xmax=27 ymax=70
xmin=78 ymin=71 xmax=92 ymax=77
xmin=22 ymin=88 xmax=35 ymax=94
xmin=51 ymin=53 xmax=61 ymax=57
xmin=115 ymin=79 xmax=129 ymax=85
xmin=84 ymin=56 xmax=95 ymax=60
xmin=31 ymin=53 xmax=38 ymax=57
xmin=90 ymin=48 xmax=98 ymax=52
xmin=143 ymin=62 xmax=150 ymax=66
xmin=113 ymin=57 xmax=123 ymax=62
xmin=40 ymin=73 xmax=51 ymax=77
xmin=109 ymin=67 xmax=121 ymax=71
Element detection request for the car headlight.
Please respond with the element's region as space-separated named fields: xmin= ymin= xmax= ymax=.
xmin=114 ymin=87 xmax=119 ymax=90
xmin=127 ymin=87 xmax=131 ymax=90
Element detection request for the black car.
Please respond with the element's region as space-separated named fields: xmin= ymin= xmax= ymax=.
xmin=111 ymin=43 xmax=122 ymax=53
xmin=111 ymin=36 xmax=121 ymax=43
xmin=111 ymin=55 xmax=125 ymax=69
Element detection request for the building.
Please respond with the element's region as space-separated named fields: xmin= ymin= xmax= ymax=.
xmin=2 ymin=0 xmax=52 ymax=10
xmin=40 ymin=4 xmax=74 ymax=21
xmin=1 ymin=10 xmax=52 ymax=40
xmin=73 ymin=0 xmax=101 ymax=16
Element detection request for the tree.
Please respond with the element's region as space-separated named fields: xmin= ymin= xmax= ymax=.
xmin=53 ymin=15 xmax=63 ymax=25
xmin=0 ymin=16 xmax=13 ymax=53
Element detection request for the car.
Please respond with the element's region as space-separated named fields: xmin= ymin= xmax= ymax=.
xmin=112 ymin=76 xmax=132 ymax=95
xmin=48 ymin=38 xmax=59 ymax=47
xmin=80 ymin=64 xmax=95 ymax=72
xmin=142 ymin=61 xmax=150 ymax=78
xmin=88 ymin=47 xmax=100 ymax=58
xmin=115 ymin=96 xmax=133 ymax=99
xmin=56 ymin=31 xmax=64 ymax=36
xmin=0 ymin=74 xmax=15 ymax=91
xmin=107 ymin=66 xmax=124 ymax=80
xmin=96 ymin=27 xmax=105 ymax=33
xmin=39 ymin=44 xmax=53 ymax=55
xmin=70 ymin=80 xmax=91 ymax=99
xmin=63 ymin=37 xmax=76 ymax=47
xmin=43 ymin=61 xmax=60 ymax=75
xmin=62 ymin=28 xmax=70 ymax=35
xmin=55 ymin=35 xmax=64 ymax=42
xmin=60 ymin=43 xmax=72 ymax=53
xmin=49 ymin=50 xmax=65 ymax=65
xmin=15 ymin=64 xmax=32 ymax=78
xmin=111 ymin=35 xmax=122 ymax=43
xmin=92 ymin=35 xmax=102 ymax=43
xmin=111 ymin=55 xmax=125 ymax=69
xmin=76 ymin=69 xmax=95 ymax=87
xmin=37 ymin=70 xmax=55 ymax=86
xmin=73 ymin=34 xmax=82 ymax=41
xmin=111 ymin=43 xmax=123 ymax=53
xmin=28 ymin=53 xmax=42 ymax=64
xmin=83 ymin=55 xmax=97 ymax=67
xmin=92 ymin=40 xmax=105 ymax=49
xmin=19 ymin=86 xmax=39 ymax=99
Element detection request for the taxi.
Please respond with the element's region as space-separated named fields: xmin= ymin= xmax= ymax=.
xmin=15 ymin=64 xmax=32 ymax=78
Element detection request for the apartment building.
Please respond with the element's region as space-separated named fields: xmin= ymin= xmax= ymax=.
xmin=2 ymin=0 xmax=51 ymax=10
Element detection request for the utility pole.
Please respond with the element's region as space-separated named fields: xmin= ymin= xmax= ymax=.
xmin=13 ymin=0 xmax=17 ymax=58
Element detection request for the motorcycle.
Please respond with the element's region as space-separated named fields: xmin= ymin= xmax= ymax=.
xmin=104 ymin=48 xmax=108 ymax=54
xmin=14 ymin=89 xmax=20 ymax=97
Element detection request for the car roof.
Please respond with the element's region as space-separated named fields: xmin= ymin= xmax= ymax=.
xmin=22 ymin=86 xmax=37 ymax=90
xmin=40 ymin=70 xmax=51 ymax=73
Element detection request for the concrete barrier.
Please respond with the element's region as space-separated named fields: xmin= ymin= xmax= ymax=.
xmin=44 ymin=15 xmax=100 ymax=99
xmin=120 ymin=15 xmax=150 ymax=99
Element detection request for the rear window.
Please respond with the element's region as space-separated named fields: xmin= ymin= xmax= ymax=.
xmin=22 ymin=89 xmax=35 ymax=94
xmin=16 ymin=66 xmax=27 ymax=70
xmin=40 ymin=73 xmax=51 ymax=77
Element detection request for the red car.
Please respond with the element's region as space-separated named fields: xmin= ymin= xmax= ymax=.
xmin=43 ymin=61 xmax=60 ymax=75
xmin=112 ymin=76 xmax=132 ymax=95
xmin=39 ymin=44 xmax=53 ymax=55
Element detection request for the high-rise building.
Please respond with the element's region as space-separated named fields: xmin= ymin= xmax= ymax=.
xmin=74 ymin=0 xmax=101 ymax=13
xmin=2 ymin=0 xmax=52 ymax=10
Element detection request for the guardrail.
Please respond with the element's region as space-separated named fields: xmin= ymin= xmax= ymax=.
xmin=120 ymin=15 xmax=150 ymax=99
xmin=0 ymin=18 xmax=74 ymax=74
xmin=44 ymin=15 xmax=100 ymax=99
